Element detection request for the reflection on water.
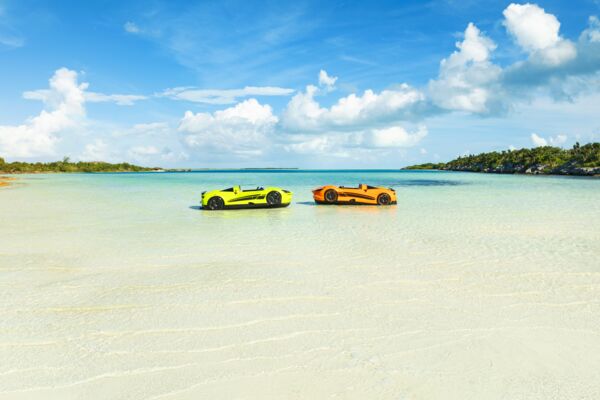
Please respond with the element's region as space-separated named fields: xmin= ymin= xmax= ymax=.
xmin=195 ymin=205 xmax=294 ymax=221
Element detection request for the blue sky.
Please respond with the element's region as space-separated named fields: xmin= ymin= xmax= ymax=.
xmin=1 ymin=0 xmax=599 ymax=167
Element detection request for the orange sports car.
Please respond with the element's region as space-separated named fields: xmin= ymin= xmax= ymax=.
xmin=312 ymin=184 xmax=397 ymax=206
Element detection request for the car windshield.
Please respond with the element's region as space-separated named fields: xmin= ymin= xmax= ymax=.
xmin=241 ymin=186 xmax=264 ymax=191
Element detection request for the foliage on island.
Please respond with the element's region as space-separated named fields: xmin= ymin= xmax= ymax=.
xmin=405 ymin=143 xmax=600 ymax=176
xmin=0 ymin=157 xmax=159 ymax=174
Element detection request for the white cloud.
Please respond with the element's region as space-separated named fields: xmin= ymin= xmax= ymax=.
xmin=124 ymin=22 xmax=141 ymax=34
xmin=582 ymin=16 xmax=600 ymax=43
xmin=162 ymin=86 xmax=294 ymax=105
xmin=280 ymin=70 xmax=427 ymax=158
xmin=282 ymin=83 xmax=424 ymax=131
xmin=284 ymin=136 xmax=342 ymax=155
xmin=283 ymin=125 xmax=426 ymax=157
xmin=112 ymin=122 xmax=172 ymax=138
xmin=131 ymin=122 xmax=170 ymax=135
xmin=503 ymin=4 xmax=561 ymax=51
xmin=503 ymin=3 xmax=576 ymax=66
xmin=550 ymin=133 xmax=567 ymax=145
xmin=132 ymin=122 xmax=169 ymax=135
xmin=366 ymin=126 xmax=427 ymax=148
xmin=318 ymin=69 xmax=338 ymax=90
xmin=420 ymin=148 xmax=428 ymax=155
xmin=25 ymin=88 xmax=147 ymax=106
xmin=429 ymin=23 xmax=502 ymax=113
xmin=178 ymin=98 xmax=277 ymax=156
xmin=130 ymin=145 xmax=160 ymax=156
xmin=531 ymin=133 xmax=547 ymax=146
xmin=0 ymin=68 xmax=86 ymax=158
xmin=531 ymin=132 xmax=568 ymax=147
xmin=80 ymin=139 xmax=111 ymax=161
xmin=85 ymin=92 xmax=147 ymax=106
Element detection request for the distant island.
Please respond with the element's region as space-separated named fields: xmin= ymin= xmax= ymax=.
xmin=0 ymin=157 xmax=159 ymax=174
xmin=405 ymin=143 xmax=600 ymax=176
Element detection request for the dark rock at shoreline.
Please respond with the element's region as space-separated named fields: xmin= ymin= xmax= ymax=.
xmin=437 ymin=162 xmax=600 ymax=176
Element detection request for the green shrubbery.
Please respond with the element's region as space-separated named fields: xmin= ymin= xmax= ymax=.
xmin=0 ymin=156 xmax=157 ymax=173
xmin=406 ymin=143 xmax=600 ymax=174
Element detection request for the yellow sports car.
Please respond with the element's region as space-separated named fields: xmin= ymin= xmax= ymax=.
xmin=201 ymin=185 xmax=293 ymax=210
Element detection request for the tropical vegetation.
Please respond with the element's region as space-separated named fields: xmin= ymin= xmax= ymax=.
xmin=405 ymin=143 xmax=600 ymax=176
xmin=0 ymin=157 xmax=158 ymax=173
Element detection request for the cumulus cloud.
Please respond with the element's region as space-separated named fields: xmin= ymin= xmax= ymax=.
xmin=283 ymin=135 xmax=347 ymax=156
xmin=530 ymin=132 xmax=567 ymax=147
xmin=0 ymin=68 xmax=86 ymax=158
xmin=283 ymin=125 xmax=427 ymax=157
xmin=282 ymin=83 xmax=424 ymax=131
xmin=278 ymin=70 xmax=428 ymax=158
xmin=80 ymin=139 xmax=111 ymax=161
xmin=318 ymin=69 xmax=338 ymax=90
xmin=582 ymin=16 xmax=600 ymax=43
xmin=366 ymin=126 xmax=427 ymax=148
xmin=503 ymin=3 xmax=576 ymax=66
xmin=178 ymin=98 xmax=277 ymax=156
xmin=499 ymin=5 xmax=600 ymax=102
xmin=1 ymin=67 xmax=149 ymax=160
xmin=550 ymin=134 xmax=567 ymax=145
xmin=429 ymin=23 xmax=502 ymax=114
xmin=530 ymin=132 xmax=547 ymax=146
xmin=162 ymin=86 xmax=294 ymax=105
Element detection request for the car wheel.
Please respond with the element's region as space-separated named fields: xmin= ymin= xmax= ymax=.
xmin=266 ymin=191 xmax=282 ymax=206
xmin=324 ymin=189 xmax=338 ymax=204
xmin=377 ymin=193 xmax=391 ymax=206
xmin=207 ymin=196 xmax=224 ymax=210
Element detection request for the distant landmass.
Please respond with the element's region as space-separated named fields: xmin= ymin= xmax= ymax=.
xmin=0 ymin=157 xmax=302 ymax=174
xmin=404 ymin=143 xmax=600 ymax=176
xmin=0 ymin=157 xmax=159 ymax=174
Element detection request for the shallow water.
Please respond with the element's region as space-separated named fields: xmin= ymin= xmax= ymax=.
xmin=1 ymin=171 xmax=599 ymax=399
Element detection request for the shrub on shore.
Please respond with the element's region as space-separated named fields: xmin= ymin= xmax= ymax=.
xmin=404 ymin=143 xmax=600 ymax=176
xmin=0 ymin=157 xmax=158 ymax=174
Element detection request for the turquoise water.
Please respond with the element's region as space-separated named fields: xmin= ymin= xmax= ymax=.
xmin=1 ymin=171 xmax=599 ymax=399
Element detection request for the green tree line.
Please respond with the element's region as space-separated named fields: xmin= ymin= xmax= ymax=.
xmin=0 ymin=157 xmax=158 ymax=173
xmin=405 ymin=143 xmax=600 ymax=175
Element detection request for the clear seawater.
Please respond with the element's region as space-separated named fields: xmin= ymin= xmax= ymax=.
xmin=0 ymin=170 xmax=599 ymax=399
